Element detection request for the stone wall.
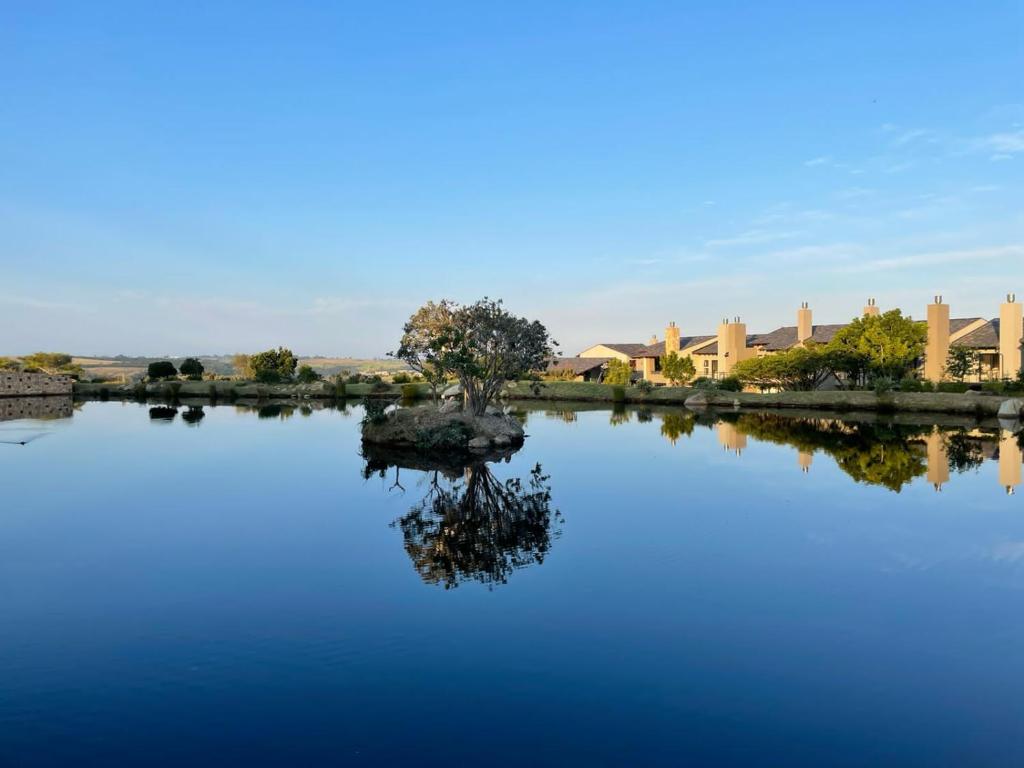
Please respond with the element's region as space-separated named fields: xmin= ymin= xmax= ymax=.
xmin=0 ymin=372 xmax=74 ymax=397
xmin=0 ymin=396 xmax=74 ymax=422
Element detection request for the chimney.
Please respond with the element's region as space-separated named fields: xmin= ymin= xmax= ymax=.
xmin=717 ymin=316 xmax=748 ymax=375
xmin=648 ymin=334 xmax=658 ymax=346
xmin=863 ymin=298 xmax=880 ymax=317
xmin=924 ymin=295 xmax=950 ymax=383
xmin=664 ymin=322 xmax=681 ymax=356
xmin=1000 ymin=293 xmax=1022 ymax=379
xmin=797 ymin=302 xmax=812 ymax=343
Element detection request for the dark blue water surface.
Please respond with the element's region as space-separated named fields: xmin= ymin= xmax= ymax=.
xmin=2 ymin=399 xmax=1024 ymax=766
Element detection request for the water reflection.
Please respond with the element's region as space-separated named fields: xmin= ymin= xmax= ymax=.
xmin=363 ymin=446 xmax=562 ymax=589
xmin=0 ymin=395 xmax=73 ymax=422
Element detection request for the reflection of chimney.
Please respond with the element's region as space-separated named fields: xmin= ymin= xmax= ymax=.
xmin=717 ymin=422 xmax=747 ymax=455
xmin=999 ymin=429 xmax=1022 ymax=495
xmin=1000 ymin=293 xmax=1022 ymax=379
xmin=797 ymin=302 xmax=812 ymax=344
xmin=664 ymin=322 xmax=681 ymax=356
xmin=925 ymin=296 xmax=950 ymax=383
xmin=925 ymin=428 xmax=949 ymax=492
xmin=798 ymin=450 xmax=813 ymax=473
xmin=863 ymin=297 xmax=879 ymax=317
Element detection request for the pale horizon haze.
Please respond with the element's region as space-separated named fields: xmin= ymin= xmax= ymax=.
xmin=2 ymin=2 xmax=1022 ymax=357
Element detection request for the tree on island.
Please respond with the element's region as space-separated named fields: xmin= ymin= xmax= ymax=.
xmin=147 ymin=360 xmax=178 ymax=380
xmin=660 ymin=351 xmax=696 ymax=386
xmin=391 ymin=300 xmax=456 ymax=404
xmin=248 ymin=347 xmax=298 ymax=383
xmin=603 ymin=358 xmax=632 ymax=386
xmin=179 ymin=357 xmax=205 ymax=380
xmin=393 ymin=298 xmax=555 ymax=416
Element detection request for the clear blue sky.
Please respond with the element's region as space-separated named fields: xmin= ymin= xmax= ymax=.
xmin=2 ymin=1 xmax=1022 ymax=357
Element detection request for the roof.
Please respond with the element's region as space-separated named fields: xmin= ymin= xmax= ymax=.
xmin=633 ymin=335 xmax=715 ymax=358
xmin=748 ymin=324 xmax=848 ymax=351
xmin=953 ymin=319 xmax=999 ymax=349
xmin=546 ymin=357 xmax=610 ymax=374
xmin=593 ymin=343 xmax=648 ymax=356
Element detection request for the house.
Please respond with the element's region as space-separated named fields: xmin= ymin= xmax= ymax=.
xmin=544 ymin=357 xmax=610 ymax=382
xmin=623 ymin=295 xmax=1023 ymax=385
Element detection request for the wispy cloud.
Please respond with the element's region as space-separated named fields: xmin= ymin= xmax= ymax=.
xmin=705 ymin=229 xmax=802 ymax=248
xmin=837 ymin=244 xmax=1024 ymax=273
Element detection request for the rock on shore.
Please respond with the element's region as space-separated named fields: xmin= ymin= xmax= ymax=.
xmin=361 ymin=404 xmax=524 ymax=452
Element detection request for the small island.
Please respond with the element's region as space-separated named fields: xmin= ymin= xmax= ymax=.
xmin=360 ymin=298 xmax=553 ymax=452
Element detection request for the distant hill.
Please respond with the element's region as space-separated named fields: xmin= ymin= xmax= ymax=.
xmin=67 ymin=355 xmax=410 ymax=381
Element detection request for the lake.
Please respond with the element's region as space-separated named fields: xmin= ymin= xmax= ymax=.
xmin=2 ymin=398 xmax=1023 ymax=766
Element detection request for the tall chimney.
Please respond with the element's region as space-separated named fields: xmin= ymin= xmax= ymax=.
xmin=664 ymin=322 xmax=681 ymax=356
xmin=648 ymin=334 xmax=658 ymax=346
xmin=925 ymin=296 xmax=950 ymax=383
xmin=717 ymin=316 xmax=748 ymax=375
xmin=1000 ymin=293 xmax=1022 ymax=379
xmin=797 ymin=302 xmax=812 ymax=344
xmin=863 ymin=298 xmax=880 ymax=317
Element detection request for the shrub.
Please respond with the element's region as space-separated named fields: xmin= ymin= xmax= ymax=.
xmin=871 ymin=376 xmax=895 ymax=395
xmin=334 ymin=381 xmax=347 ymax=398
xmin=604 ymin=359 xmax=632 ymax=387
xmin=346 ymin=373 xmax=363 ymax=384
xmin=254 ymin=369 xmax=282 ymax=383
xmin=401 ymin=383 xmax=420 ymax=400
xmin=691 ymin=376 xmax=713 ymax=389
xmin=937 ymin=381 xmax=969 ymax=393
xmin=636 ymin=379 xmax=654 ymax=394
xmin=415 ymin=421 xmax=473 ymax=452
xmin=295 ymin=365 xmax=322 ymax=383
xmin=371 ymin=381 xmax=391 ymax=393
xmin=717 ymin=376 xmax=742 ymax=392
xmin=899 ymin=377 xmax=926 ymax=392
xmin=248 ymin=347 xmax=298 ymax=382
xmin=392 ymin=372 xmax=411 ymax=384
xmin=982 ymin=381 xmax=1005 ymax=395
xmin=361 ymin=398 xmax=389 ymax=425
xmin=179 ymin=357 xmax=205 ymax=380
xmin=147 ymin=361 xmax=177 ymax=380
xmin=611 ymin=385 xmax=626 ymax=403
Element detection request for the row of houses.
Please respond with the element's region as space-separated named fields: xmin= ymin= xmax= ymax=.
xmin=550 ymin=295 xmax=1024 ymax=385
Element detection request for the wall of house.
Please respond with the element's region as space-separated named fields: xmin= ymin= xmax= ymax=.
xmin=0 ymin=373 xmax=74 ymax=398
xmin=578 ymin=345 xmax=632 ymax=362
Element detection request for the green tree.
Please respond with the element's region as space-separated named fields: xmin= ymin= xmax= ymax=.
xmin=826 ymin=309 xmax=926 ymax=383
xmin=394 ymin=298 xmax=555 ymax=416
xmin=391 ymin=300 xmax=456 ymax=404
xmin=248 ymin=347 xmax=298 ymax=383
xmin=147 ymin=360 xmax=178 ymax=380
xmin=661 ymin=352 xmax=696 ymax=385
xmin=296 ymin=364 xmax=322 ymax=383
xmin=604 ymin=358 xmax=632 ymax=386
xmin=945 ymin=346 xmax=977 ymax=382
xmin=179 ymin=357 xmax=205 ymax=380
xmin=732 ymin=344 xmax=835 ymax=391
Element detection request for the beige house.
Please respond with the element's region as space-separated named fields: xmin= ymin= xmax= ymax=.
xmin=619 ymin=295 xmax=1023 ymax=385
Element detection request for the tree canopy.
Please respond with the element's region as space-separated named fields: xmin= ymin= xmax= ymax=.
xmin=147 ymin=360 xmax=178 ymax=380
xmin=945 ymin=347 xmax=977 ymax=382
xmin=393 ymin=298 xmax=555 ymax=415
xmin=826 ymin=309 xmax=926 ymax=382
xmin=604 ymin=358 xmax=632 ymax=386
xmin=179 ymin=357 xmax=205 ymax=380
xmin=732 ymin=345 xmax=836 ymax=391
xmin=248 ymin=347 xmax=298 ymax=382
xmin=660 ymin=351 xmax=696 ymax=386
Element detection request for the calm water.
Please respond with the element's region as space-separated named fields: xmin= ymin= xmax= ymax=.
xmin=2 ymin=398 xmax=1024 ymax=766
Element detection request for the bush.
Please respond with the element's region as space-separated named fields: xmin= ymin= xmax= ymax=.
xmin=899 ymin=377 xmax=926 ymax=392
xmin=179 ymin=357 xmax=204 ymax=380
xmin=295 ymin=365 xmax=322 ymax=383
xmin=415 ymin=421 xmax=473 ymax=451
xmin=392 ymin=372 xmax=411 ymax=384
xmin=401 ymin=383 xmax=420 ymax=399
xmin=248 ymin=347 xmax=298 ymax=382
xmin=334 ymin=381 xmax=347 ymax=398
xmin=371 ymin=381 xmax=391 ymax=393
xmin=637 ymin=379 xmax=654 ymax=394
xmin=611 ymin=386 xmax=626 ymax=402
xmin=691 ymin=376 xmax=713 ymax=389
xmin=147 ymin=361 xmax=177 ymax=380
xmin=982 ymin=381 xmax=1005 ymax=395
xmin=346 ymin=373 xmax=363 ymax=384
xmin=254 ymin=369 xmax=282 ymax=383
xmin=361 ymin=398 xmax=389 ymax=425
xmin=937 ymin=381 xmax=969 ymax=393
xmin=717 ymin=376 xmax=742 ymax=392
xmin=871 ymin=376 xmax=895 ymax=395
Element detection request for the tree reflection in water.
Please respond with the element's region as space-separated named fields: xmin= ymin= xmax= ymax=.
xmin=363 ymin=447 xmax=562 ymax=589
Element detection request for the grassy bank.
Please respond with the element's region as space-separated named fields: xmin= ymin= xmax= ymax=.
xmin=74 ymin=380 xmax=434 ymax=401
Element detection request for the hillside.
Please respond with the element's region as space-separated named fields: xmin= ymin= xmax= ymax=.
xmin=63 ymin=355 xmax=410 ymax=382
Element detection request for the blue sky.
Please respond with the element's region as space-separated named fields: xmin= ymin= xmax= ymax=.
xmin=2 ymin=1 xmax=1022 ymax=356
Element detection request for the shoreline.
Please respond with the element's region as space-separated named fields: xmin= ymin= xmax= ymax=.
xmin=69 ymin=379 xmax=1023 ymax=418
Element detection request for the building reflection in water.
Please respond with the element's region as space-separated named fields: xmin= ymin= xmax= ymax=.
xmin=654 ymin=408 xmax=1022 ymax=495
xmin=363 ymin=445 xmax=562 ymax=589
